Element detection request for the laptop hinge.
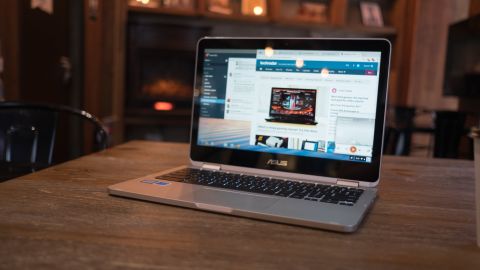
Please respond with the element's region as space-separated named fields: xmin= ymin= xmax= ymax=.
xmin=336 ymin=179 xmax=360 ymax=188
xmin=202 ymin=164 xmax=221 ymax=171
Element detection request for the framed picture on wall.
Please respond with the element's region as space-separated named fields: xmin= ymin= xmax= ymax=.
xmin=129 ymin=0 xmax=160 ymax=8
xmin=208 ymin=0 xmax=233 ymax=15
xmin=241 ymin=0 xmax=267 ymax=16
xmin=360 ymin=2 xmax=384 ymax=27
xmin=297 ymin=2 xmax=328 ymax=23
xmin=162 ymin=0 xmax=194 ymax=9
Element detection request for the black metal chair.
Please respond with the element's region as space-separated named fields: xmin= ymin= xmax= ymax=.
xmin=433 ymin=111 xmax=468 ymax=159
xmin=0 ymin=102 xmax=108 ymax=180
xmin=383 ymin=106 xmax=416 ymax=156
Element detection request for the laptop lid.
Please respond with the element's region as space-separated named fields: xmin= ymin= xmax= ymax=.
xmin=190 ymin=38 xmax=391 ymax=184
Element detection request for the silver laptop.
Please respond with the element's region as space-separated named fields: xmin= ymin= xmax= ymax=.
xmin=109 ymin=37 xmax=391 ymax=232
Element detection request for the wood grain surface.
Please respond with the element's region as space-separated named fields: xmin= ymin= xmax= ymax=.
xmin=1 ymin=140 xmax=479 ymax=269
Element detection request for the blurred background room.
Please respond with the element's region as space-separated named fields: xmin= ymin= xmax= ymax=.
xmin=0 ymin=0 xmax=479 ymax=170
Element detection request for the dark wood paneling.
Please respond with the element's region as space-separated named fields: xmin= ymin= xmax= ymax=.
xmin=102 ymin=0 xmax=128 ymax=145
xmin=471 ymin=0 xmax=480 ymax=16
xmin=389 ymin=0 xmax=415 ymax=106
xmin=404 ymin=0 xmax=471 ymax=110
xmin=0 ymin=0 xmax=20 ymax=100
xmin=83 ymin=0 xmax=105 ymax=151
xmin=84 ymin=0 xmax=104 ymax=119
xmin=83 ymin=0 xmax=128 ymax=146
xmin=19 ymin=0 xmax=71 ymax=105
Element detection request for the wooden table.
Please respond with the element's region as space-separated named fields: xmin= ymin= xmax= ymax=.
xmin=1 ymin=141 xmax=479 ymax=269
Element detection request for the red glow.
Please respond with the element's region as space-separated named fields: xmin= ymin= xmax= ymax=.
xmin=154 ymin=102 xmax=174 ymax=111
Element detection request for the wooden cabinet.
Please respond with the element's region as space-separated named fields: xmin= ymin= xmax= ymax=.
xmin=110 ymin=0 xmax=409 ymax=142
xmin=1 ymin=1 xmax=472 ymax=146
xmin=88 ymin=0 xmax=463 ymax=144
xmin=128 ymin=0 xmax=201 ymax=16
xmin=125 ymin=0 xmax=399 ymax=34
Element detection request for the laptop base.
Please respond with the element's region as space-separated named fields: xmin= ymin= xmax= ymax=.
xmin=108 ymin=166 xmax=377 ymax=233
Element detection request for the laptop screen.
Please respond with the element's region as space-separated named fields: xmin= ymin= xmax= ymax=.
xmin=196 ymin=47 xmax=381 ymax=164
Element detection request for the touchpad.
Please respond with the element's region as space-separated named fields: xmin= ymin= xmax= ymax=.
xmin=193 ymin=187 xmax=279 ymax=211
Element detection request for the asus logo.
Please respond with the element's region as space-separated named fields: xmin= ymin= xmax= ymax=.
xmin=267 ymin=159 xmax=288 ymax=167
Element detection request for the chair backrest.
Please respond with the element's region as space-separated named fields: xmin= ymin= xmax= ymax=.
xmin=0 ymin=102 xmax=108 ymax=167
xmin=383 ymin=106 xmax=416 ymax=156
xmin=433 ymin=111 xmax=467 ymax=158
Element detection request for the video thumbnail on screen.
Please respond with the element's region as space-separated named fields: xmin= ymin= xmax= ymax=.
xmin=269 ymin=88 xmax=316 ymax=117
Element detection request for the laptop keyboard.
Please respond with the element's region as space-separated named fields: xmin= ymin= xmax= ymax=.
xmin=155 ymin=168 xmax=364 ymax=206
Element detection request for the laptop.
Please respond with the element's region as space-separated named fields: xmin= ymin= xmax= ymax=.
xmin=265 ymin=87 xmax=318 ymax=125
xmin=109 ymin=37 xmax=391 ymax=232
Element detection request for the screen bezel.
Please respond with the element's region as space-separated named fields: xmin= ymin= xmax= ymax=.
xmin=190 ymin=37 xmax=391 ymax=183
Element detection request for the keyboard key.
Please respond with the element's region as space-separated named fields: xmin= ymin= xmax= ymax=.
xmin=321 ymin=198 xmax=339 ymax=204
xmin=339 ymin=202 xmax=354 ymax=206
xmin=289 ymin=193 xmax=307 ymax=199
xmin=155 ymin=168 xmax=363 ymax=206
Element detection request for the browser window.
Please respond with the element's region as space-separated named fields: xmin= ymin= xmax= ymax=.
xmin=197 ymin=48 xmax=381 ymax=163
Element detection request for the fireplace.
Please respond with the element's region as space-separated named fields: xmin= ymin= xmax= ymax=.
xmin=125 ymin=15 xmax=210 ymax=141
